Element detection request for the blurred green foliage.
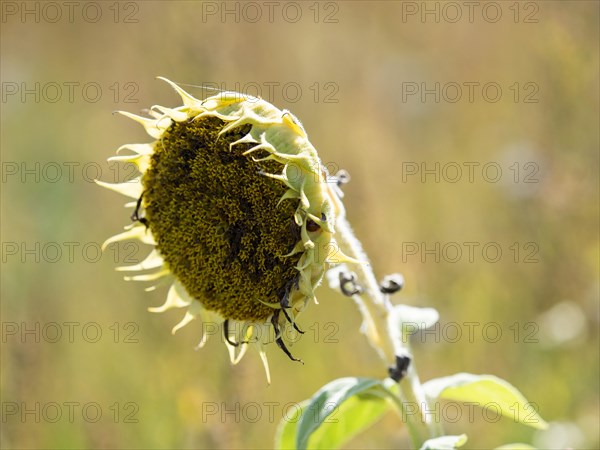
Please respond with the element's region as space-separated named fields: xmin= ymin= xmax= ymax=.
xmin=1 ymin=1 xmax=598 ymax=449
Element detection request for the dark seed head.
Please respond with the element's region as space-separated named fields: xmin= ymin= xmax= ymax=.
xmin=142 ymin=116 xmax=302 ymax=321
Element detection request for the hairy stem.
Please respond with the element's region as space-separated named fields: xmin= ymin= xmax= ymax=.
xmin=334 ymin=213 xmax=441 ymax=448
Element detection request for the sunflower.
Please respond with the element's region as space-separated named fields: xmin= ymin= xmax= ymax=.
xmin=97 ymin=78 xmax=352 ymax=382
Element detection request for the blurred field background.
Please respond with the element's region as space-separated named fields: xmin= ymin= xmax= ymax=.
xmin=1 ymin=1 xmax=598 ymax=449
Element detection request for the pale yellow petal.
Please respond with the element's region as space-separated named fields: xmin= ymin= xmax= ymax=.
xmin=171 ymin=301 xmax=203 ymax=334
xmin=108 ymin=153 xmax=151 ymax=173
xmin=95 ymin=178 xmax=143 ymax=199
xmin=148 ymin=282 xmax=192 ymax=313
xmin=157 ymin=77 xmax=201 ymax=108
xmin=124 ymin=268 xmax=169 ymax=282
xmin=101 ymin=225 xmax=155 ymax=250
xmin=151 ymin=104 xmax=188 ymax=122
xmin=117 ymin=249 xmax=163 ymax=272
xmin=258 ymin=347 xmax=271 ymax=385
xmin=116 ymin=143 xmax=154 ymax=156
xmin=171 ymin=311 xmax=195 ymax=334
xmin=116 ymin=111 xmax=166 ymax=139
xmin=229 ymin=133 xmax=258 ymax=150
xmin=226 ymin=338 xmax=249 ymax=365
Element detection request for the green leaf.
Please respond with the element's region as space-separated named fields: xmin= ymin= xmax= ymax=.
xmin=294 ymin=377 xmax=391 ymax=450
xmin=307 ymin=392 xmax=392 ymax=449
xmin=274 ymin=400 xmax=309 ymax=450
xmin=422 ymin=373 xmax=548 ymax=430
xmin=274 ymin=379 xmax=400 ymax=450
xmin=419 ymin=434 xmax=468 ymax=450
xmin=495 ymin=444 xmax=537 ymax=450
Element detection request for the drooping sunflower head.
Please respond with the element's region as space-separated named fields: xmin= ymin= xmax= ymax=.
xmin=97 ymin=78 xmax=351 ymax=381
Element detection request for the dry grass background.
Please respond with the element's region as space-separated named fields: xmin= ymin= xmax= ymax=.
xmin=1 ymin=1 xmax=598 ymax=448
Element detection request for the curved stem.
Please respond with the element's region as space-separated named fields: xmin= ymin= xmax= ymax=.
xmin=334 ymin=214 xmax=441 ymax=448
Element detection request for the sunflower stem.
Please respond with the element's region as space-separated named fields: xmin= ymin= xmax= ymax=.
xmin=334 ymin=214 xmax=441 ymax=448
